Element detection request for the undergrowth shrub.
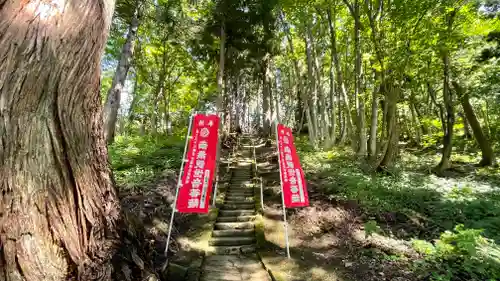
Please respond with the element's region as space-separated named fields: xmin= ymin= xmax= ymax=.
xmin=109 ymin=135 xmax=184 ymax=189
xmin=413 ymin=225 xmax=500 ymax=281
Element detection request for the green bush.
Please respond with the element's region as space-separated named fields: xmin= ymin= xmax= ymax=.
xmin=414 ymin=225 xmax=500 ymax=281
xmin=109 ymin=135 xmax=184 ymax=190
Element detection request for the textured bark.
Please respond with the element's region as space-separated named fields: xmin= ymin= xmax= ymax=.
xmin=0 ymin=1 xmax=119 ymax=281
xmin=103 ymin=5 xmax=140 ymax=144
xmin=453 ymin=82 xmax=496 ymax=166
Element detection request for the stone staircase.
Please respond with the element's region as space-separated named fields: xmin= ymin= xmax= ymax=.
xmin=200 ymin=141 xmax=271 ymax=281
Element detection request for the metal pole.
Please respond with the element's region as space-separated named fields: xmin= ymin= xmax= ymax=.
xmin=212 ymin=112 xmax=222 ymax=207
xmin=164 ymin=112 xmax=195 ymax=259
xmin=275 ymin=121 xmax=291 ymax=259
xmin=252 ymin=138 xmax=264 ymax=211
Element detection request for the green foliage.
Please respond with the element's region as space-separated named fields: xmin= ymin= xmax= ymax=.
xmin=414 ymin=225 xmax=500 ymax=281
xmin=364 ymin=220 xmax=382 ymax=238
xmin=296 ymin=139 xmax=500 ymax=279
xmin=109 ymin=135 xmax=184 ymax=190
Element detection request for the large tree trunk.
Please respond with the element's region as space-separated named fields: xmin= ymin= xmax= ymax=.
xmin=453 ymin=82 xmax=496 ymax=166
xmin=0 ymin=1 xmax=119 ymax=281
xmin=103 ymin=5 xmax=140 ymax=144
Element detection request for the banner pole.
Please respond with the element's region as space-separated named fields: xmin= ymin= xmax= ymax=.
xmin=275 ymin=121 xmax=291 ymax=259
xmin=164 ymin=111 xmax=195 ymax=261
xmin=212 ymin=112 xmax=222 ymax=207
xmin=252 ymin=138 xmax=264 ymax=211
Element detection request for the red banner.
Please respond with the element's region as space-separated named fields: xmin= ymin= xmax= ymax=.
xmin=277 ymin=124 xmax=309 ymax=208
xmin=176 ymin=114 xmax=220 ymax=213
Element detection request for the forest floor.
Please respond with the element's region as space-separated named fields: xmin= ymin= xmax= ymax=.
xmin=109 ymin=135 xmax=230 ymax=280
xmin=109 ymin=135 xmax=500 ymax=281
xmin=255 ymin=138 xmax=500 ymax=281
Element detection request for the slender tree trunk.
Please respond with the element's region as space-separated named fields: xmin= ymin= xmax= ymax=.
xmin=0 ymin=1 xmax=119 ymax=280
xmin=329 ymin=51 xmax=337 ymax=146
xmin=353 ymin=1 xmax=367 ymax=156
xmin=453 ymin=82 xmax=495 ymax=166
xmin=378 ymin=85 xmax=399 ymax=170
xmin=304 ymin=28 xmax=319 ymax=147
xmin=410 ymin=102 xmax=422 ymax=145
xmin=434 ymin=10 xmax=456 ymax=174
xmin=262 ymin=61 xmax=272 ymax=136
xmin=103 ymin=5 xmax=140 ymax=144
xmin=369 ymin=82 xmax=379 ymax=160
xmin=216 ymin=24 xmax=226 ymax=115
xmin=328 ymin=4 xmax=355 ymax=148
xmin=463 ymin=112 xmax=472 ymax=139
xmin=308 ymin=23 xmax=330 ymax=147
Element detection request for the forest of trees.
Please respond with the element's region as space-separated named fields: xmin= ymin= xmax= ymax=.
xmin=1 ymin=0 xmax=500 ymax=280
xmin=101 ymin=0 xmax=500 ymax=172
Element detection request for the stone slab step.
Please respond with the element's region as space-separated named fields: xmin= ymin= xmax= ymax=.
xmin=214 ymin=222 xmax=254 ymax=230
xmin=216 ymin=215 xmax=255 ymax=222
xmin=222 ymin=203 xmax=254 ymax=210
xmin=206 ymin=245 xmax=256 ymax=255
xmin=223 ymin=201 xmax=255 ymax=205
xmin=209 ymin=236 xmax=255 ymax=246
xmin=219 ymin=210 xmax=255 ymax=216
xmin=226 ymin=191 xmax=254 ymax=196
xmin=201 ymin=269 xmax=270 ymax=281
xmin=203 ymin=255 xmax=263 ymax=269
xmin=225 ymin=196 xmax=254 ymax=201
xmin=212 ymin=229 xmax=255 ymax=237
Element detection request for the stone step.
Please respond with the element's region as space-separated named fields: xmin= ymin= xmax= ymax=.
xmin=226 ymin=190 xmax=254 ymax=195
xmin=209 ymin=236 xmax=255 ymax=246
xmin=212 ymin=229 xmax=255 ymax=237
xmin=223 ymin=199 xmax=255 ymax=203
xmin=225 ymin=196 xmax=254 ymax=201
xmin=219 ymin=210 xmax=256 ymax=216
xmin=201 ymin=269 xmax=270 ymax=281
xmin=222 ymin=203 xmax=254 ymax=210
xmin=223 ymin=200 xmax=255 ymax=205
xmin=206 ymin=245 xmax=256 ymax=255
xmin=216 ymin=215 xmax=256 ymax=222
xmin=203 ymin=255 xmax=263 ymax=270
xmin=214 ymin=222 xmax=254 ymax=230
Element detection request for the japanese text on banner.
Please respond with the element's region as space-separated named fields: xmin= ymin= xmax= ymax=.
xmin=176 ymin=114 xmax=220 ymax=213
xmin=277 ymin=124 xmax=309 ymax=208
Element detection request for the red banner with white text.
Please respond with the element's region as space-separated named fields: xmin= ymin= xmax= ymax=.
xmin=277 ymin=124 xmax=309 ymax=208
xmin=176 ymin=114 xmax=220 ymax=213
